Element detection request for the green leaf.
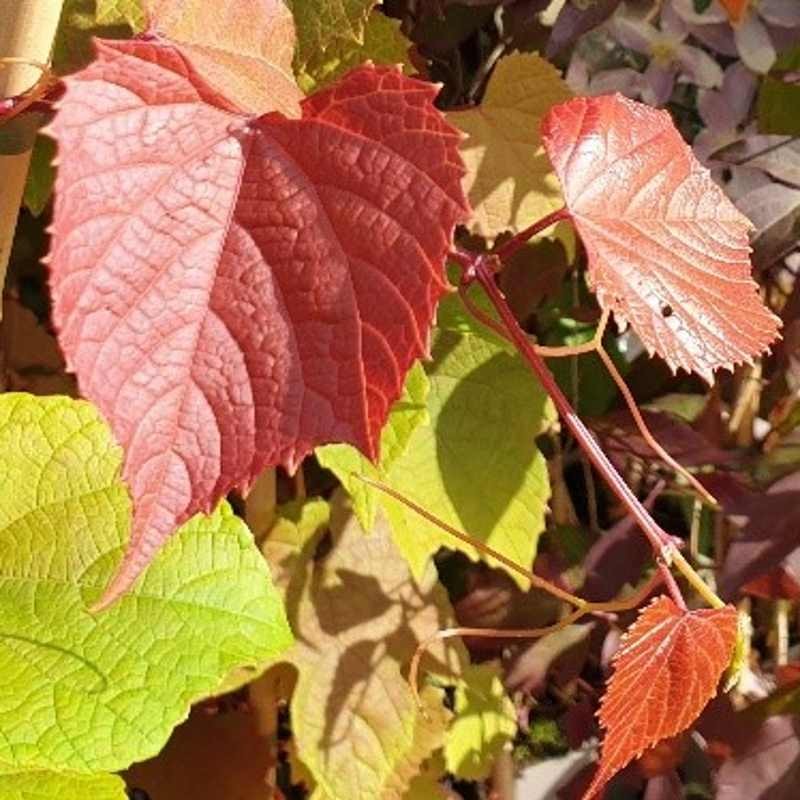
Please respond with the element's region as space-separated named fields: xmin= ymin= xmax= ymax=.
xmin=523 ymin=715 xmax=568 ymax=758
xmin=95 ymin=0 xmax=147 ymax=29
xmin=444 ymin=662 xmax=517 ymax=781
xmin=758 ymin=47 xmax=800 ymax=136
xmin=318 ymin=295 xmax=553 ymax=588
xmin=361 ymin=13 xmax=411 ymax=71
xmin=317 ymin=361 xmax=429 ymax=537
xmin=0 ymin=393 xmax=292 ymax=774
xmin=0 ymin=767 xmax=126 ymax=800
xmin=645 ymin=393 xmax=707 ymax=423
xmin=289 ymin=0 xmax=411 ymax=92
xmin=52 ymin=0 xmax=141 ymax=74
xmin=23 ymin=137 xmax=56 ymax=216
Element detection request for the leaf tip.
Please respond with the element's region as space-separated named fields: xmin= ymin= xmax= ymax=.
xmin=89 ymin=547 xmax=150 ymax=612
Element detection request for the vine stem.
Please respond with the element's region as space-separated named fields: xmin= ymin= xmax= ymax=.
xmin=594 ymin=344 xmax=718 ymax=506
xmin=407 ymin=569 xmax=665 ymax=708
xmin=0 ymin=57 xmax=52 ymax=123
xmin=459 ymin=279 xmax=715 ymax=506
xmin=493 ymin=206 xmax=570 ymax=261
xmin=354 ymin=474 xmax=672 ymax=706
xmin=459 ymin=252 xmax=728 ymax=611
xmin=356 ymin=474 xmax=586 ymax=608
xmin=464 ymin=254 xmax=683 ymax=603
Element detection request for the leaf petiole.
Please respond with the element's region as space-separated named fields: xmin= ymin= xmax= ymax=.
xmin=491 ymin=206 xmax=569 ymax=262
xmin=405 ymin=569 xmax=665 ymax=709
xmin=462 ymin=254 xmax=686 ymax=604
xmin=455 ymin=249 xmax=729 ymax=612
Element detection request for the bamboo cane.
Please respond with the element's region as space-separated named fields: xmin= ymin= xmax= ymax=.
xmin=0 ymin=0 xmax=64 ymax=318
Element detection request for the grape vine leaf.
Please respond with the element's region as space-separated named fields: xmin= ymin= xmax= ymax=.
xmin=290 ymin=0 xmax=412 ymax=93
xmin=0 ymin=393 xmax=292 ymax=772
xmin=316 ymin=361 xmax=430 ymax=544
xmin=541 ymin=94 xmax=781 ymax=382
xmin=444 ymin=661 xmax=517 ymax=780
xmin=96 ymin=0 xmax=147 ymax=29
xmin=262 ymin=495 xmax=460 ymax=800
xmin=318 ymin=294 xmax=553 ymax=589
xmin=47 ymin=38 xmax=468 ymax=606
xmin=448 ymin=52 xmax=572 ymax=241
xmin=0 ymin=768 xmax=126 ymax=800
xmin=584 ymin=596 xmax=737 ymax=799
xmin=360 ymin=13 xmax=413 ymax=76
xmin=146 ymin=0 xmax=303 ymax=115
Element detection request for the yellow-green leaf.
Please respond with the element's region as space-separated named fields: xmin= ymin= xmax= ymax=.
xmin=22 ymin=136 xmax=56 ymax=216
xmin=758 ymin=46 xmax=800 ymax=135
xmin=53 ymin=0 xmax=141 ymax=74
xmin=290 ymin=0 xmax=411 ymax=92
xmin=0 ymin=767 xmax=126 ymax=800
xmin=448 ymin=52 xmax=572 ymax=241
xmin=318 ymin=296 xmax=552 ymax=589
xmin=444 ymin=662 xmax=517 ymax=780
xmin=0 ymin=393 xmax=292 ymax=774
xmin=96 ymin=0 xmax=147 ymax=29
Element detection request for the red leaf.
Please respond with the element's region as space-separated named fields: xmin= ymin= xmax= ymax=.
xmin=47 ymin=39 xmax=468 ymax=605
xmin=541 ymin=94 xmax=780 ymax=382
xmin=583 ymin=596 xmax=737 ymax=800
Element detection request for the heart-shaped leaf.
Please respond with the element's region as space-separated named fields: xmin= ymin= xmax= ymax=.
xmin=0 ymin=393 xmax=292 ymax=773
xmin=448 ymin=52 xmax=572 ymax=241
xmin=584 ymin=596 xmax=737 ymax=799
xmin=541 ymin=94 xmax=780 ymax=382
xmin=48 ymin=39 xmax=468 ymax=605
xmin=318 ymin=294 xmax=553 ymax=589
xmin=263 ymin=496 xmax=457 ymax=800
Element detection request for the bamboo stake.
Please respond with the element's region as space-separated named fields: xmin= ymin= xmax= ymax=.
xmin=0 ymin=0 xmax=64 ymax=317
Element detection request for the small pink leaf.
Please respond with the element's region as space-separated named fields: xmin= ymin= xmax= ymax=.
xmin=541 ymin=94 xmax=781 ymax=382
xmin=584 ymin=596 xmax=738 ymax=799
xmin=48 ymin=39 xmax=468 ymax=606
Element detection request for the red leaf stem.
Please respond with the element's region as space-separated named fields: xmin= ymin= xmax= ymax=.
xmin=461 ymin=254 xmax=687 ymax=610
xmin=492 ymin=205 xmax=569 ymax=262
